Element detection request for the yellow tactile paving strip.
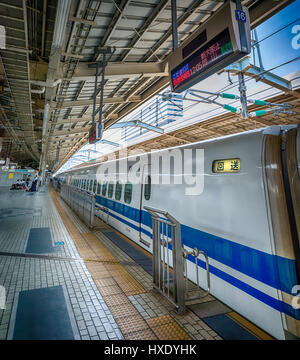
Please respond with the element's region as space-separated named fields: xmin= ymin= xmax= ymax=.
xmin=147 ymin=315 xmax=191 ymax=340
xmin=50 ymin=187 xmax=192 ymax=340
xmin=226 ymin=312 xmax=274 ymax=340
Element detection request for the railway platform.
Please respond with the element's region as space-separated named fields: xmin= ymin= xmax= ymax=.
xmin=0 ymin=185 xmax=273 ymax=340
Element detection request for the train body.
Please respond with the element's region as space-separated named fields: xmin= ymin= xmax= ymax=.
xmin=56 ymin=125 xmax=300 ymax=340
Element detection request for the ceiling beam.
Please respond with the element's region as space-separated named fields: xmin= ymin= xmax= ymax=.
xmin=58 ymin=61 xmax=168 ymax=81
xmin=51 ymin=95 xmax=142 ymax=109
xmin=141 ymin=0 xmax=208 ymax=62
xmin=51 ymin=128 xmax=89 ymax=137
xmin=30 ymin=60 xmax=168 ymax=82
xmin=97 ymin=0 xmax=131 ymax=51
xmin=119 ymin=0 xmax=169 ymax=62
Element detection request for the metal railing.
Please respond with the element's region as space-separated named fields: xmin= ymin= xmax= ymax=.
xmin=60 ymin=184 xmax=95 ymax=228
xmin=144 ymin=206 xmax=210 ymax=314
xmin=95 ymin=205 xmax=110 ymax=223
xmin=183 ymin=248 xmax=210 ymax=301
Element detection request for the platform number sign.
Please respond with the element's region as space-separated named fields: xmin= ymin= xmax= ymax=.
xmin=235 ymin=9 xmax=246 ymax=23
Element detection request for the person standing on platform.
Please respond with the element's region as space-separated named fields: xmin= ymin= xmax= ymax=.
xmin=25 ymin=175 xmax=31 ymax=191
xmin=30 ymin=175 xmax=38 ymax=192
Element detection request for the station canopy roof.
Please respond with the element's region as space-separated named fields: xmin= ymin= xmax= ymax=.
xmin=0 ymin=0 xmax=296 ymax=170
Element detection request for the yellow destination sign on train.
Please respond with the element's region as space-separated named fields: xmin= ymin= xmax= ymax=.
xmin=213 ymin=158 xmax=241 ymax=173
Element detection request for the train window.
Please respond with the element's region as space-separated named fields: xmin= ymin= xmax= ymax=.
xmin=108 ymin=183 xmax=114 ymax=198
xmin=144 ymin=175 xmax=151 ymax=201
xmin=97 ymin=181 xmax=101 ymax=194
xmin=89 ymin=180 xmax=93 ymax=192
xmin=124 ymin=183 xmax=132 ymax=204
xmin=115 ymin=182 xmax=122 ymax=201
xmin=93 ymin=180 xmax=97 ymax=193
xmin=102 ymin=182 xmax=107 ymax=196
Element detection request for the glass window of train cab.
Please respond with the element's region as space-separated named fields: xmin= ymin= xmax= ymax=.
xmin=108 ymin=182 xmax=114 ymax=198
xmin=144 ymin=175 xmax=151 ymax=200
xmin=115 ymin=182 xmax=122 ymax=201
xmin=124 ymin=183 xmax=132 ymax=204
xmin=102 ymin=181 xmax=107 ymax=196
xmin=93 ymin=179 xmax=97 ymax=193
xmin=97 ymin=181 xmax=101 ymax=195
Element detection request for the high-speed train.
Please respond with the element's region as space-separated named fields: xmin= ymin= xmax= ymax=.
xmin=56 ymin=125 xmax=300 ymax=340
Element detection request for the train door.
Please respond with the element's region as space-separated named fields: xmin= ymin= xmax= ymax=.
xmin=139 ymin=164 xmax=152 ymax=247
xmin=283 ymin=127 xmax=300 ymax=282
xmin=264 ymin=126 xmax=300 ymax=339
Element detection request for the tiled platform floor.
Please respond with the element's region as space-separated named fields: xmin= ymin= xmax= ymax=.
xmin=0 ymin=185 xmax=222 ymax=340
xmin=50 ymin=187 xmax=221 ymax=340
xmin=0 ymin=187 xmax=123 ymax=340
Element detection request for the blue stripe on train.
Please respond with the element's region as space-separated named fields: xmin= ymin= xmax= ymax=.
xmin=95 ymin=195 xmax=300 ymax=319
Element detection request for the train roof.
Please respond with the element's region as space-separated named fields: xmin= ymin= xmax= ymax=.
xmin=56 ymin=125 xmax=298 ymax=176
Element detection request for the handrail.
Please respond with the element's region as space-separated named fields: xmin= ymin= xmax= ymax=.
xmin=144 ymin=205 xmax=211 ymax=313
xmin=60 ymin=184 xmax=95 ymax=228
xmin=183 ymin=247 xmax=210 ymax=300
xmin=96 ymin=205 xmax=110 ymax=223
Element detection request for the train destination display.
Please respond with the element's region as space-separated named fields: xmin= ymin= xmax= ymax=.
xmin=168 ymin=1 xmax=251 ymax=92
xmin=171 ymin=29 xmax=233 ymax=91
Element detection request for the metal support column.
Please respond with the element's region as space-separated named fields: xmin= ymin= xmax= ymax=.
xmin=98 ymin=51 xmax=106 ymax=138
xmin=238 ymin=73 xmax=248 ymax=119
xmin=171 ymin=0 xmax=178 ymax=51
xmin=92 ymin=62 xmax=99 ymax=126
xmin=88 ymin=47 xmax=115 ymax=142
xmin=236 ymin=0 xmax=248 ymax=118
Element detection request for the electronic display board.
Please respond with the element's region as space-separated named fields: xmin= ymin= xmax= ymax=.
xmin=89 ymin=123 xmax=103 ymax=144
xmin=89 ymin=123 xmax=97 ymax=144
xmin=171 ymin=28 xmax=233 ymax=91
xmin=168 ymin=1 xmax=251 ymax=93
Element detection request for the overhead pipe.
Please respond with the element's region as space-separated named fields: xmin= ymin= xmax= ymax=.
xmin=40 ymin=0 xmax=72 ymax=181
xmin=5 ymin=78 xmax=62 ymax=88
xmin=31 ymin=86 xmax=45 ymax=94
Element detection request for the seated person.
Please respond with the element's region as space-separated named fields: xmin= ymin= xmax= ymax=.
xmin=10 ymin=180 xmax=20 ymax=190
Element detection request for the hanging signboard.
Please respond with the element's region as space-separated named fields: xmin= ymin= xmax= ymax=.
xmin=89 ymin=123 xmax=103 ymax=144
xmin=168 ymin=1 xmax=251 ymax=93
